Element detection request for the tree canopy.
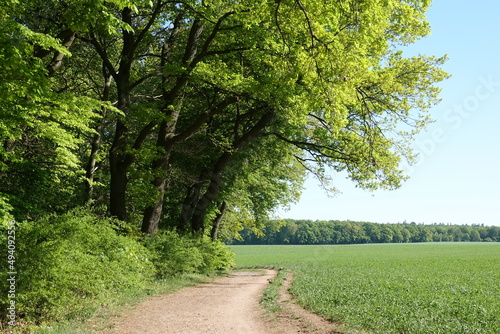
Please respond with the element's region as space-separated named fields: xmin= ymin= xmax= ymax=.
xmin=1 ymin=0 xmax=448 ymax=236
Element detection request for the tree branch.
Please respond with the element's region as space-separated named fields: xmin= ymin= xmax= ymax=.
xmin=170 ymin=96 xmax=240 ymax=145
xmin=130 ymin=72 xmax=163 ymax=90
xmin=81 ymin=34 xmax=118 ymax=81
xmin=182 ymin=18 xmax=204 ymax=64
xmin=270 ymin=132 xmax=354 ymax=162
xmin=192 ymin=11 xmax=236 ymax=64
xmin=130 ymin=0 xmax=165 ymax=53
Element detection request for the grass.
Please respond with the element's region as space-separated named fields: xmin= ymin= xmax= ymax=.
xmin=231 ymin=243 xmax=500 ymax=334
xmin=260 ymin=268 xmax=289 ymax=312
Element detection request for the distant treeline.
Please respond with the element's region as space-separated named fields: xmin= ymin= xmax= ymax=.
xmin=230 ymin=220 xmax=500 ymax=245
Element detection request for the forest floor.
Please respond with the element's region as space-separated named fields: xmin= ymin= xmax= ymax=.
xmin=97 ymin=269 xmax=343 ymax=334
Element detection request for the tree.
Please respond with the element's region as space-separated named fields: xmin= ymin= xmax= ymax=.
xmin=0 ymin=0 xmax=111 ymax=218
xmin=470 ymin=229 xmax=481 ymax=242
xmin=296 ymin=222 xmax=318 ymax=244
xmin=4 ymin=0 xmax=448 ymax=237
xmin=107 ymin=0 xmax=447 ymax=234
xmin=401 ymin=228 xmax=411 ymax=243
xmin=380 ymin=226 xmax=394 ymax=243
xmin=279 ymin=221 xmax=299 ymax=244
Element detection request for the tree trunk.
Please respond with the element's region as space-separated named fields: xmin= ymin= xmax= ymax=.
xmin=141 ymin=138 xmax=172 ymax=234
xmin=85 ymin=68 xmax=111 ymax=203
xmin=141 ymin=175 xmax=168 ymax=234
xmin=88 ymin=6 xmax=165 ymax=220
xmin=190 ymin=153 xmax=231 ymax=232
xmin=179 ymin=183 xmax=202 ymax=231
xmin=142 ymin=94 xmax=238 ymax=234
xmin=210 ymin=201 xmax=227 ymax=241
xmin=189 ymin=111 xmax=274 ymax=232
xmin=108 ymin=8 xmax=134 ymax=220
xmin=140 ymin=19 xmax=205 ymax=234
xmin=109 ymin=110 xmax=133 ymax=219
xmin=140 ymin=119 xmax=177 ymax=234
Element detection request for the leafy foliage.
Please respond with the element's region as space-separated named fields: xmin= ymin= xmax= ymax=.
xmin=0 ymin=209 xmax=155 ymax=325
xmin=0 ymin=1 xmax=112 ymax=219
xmin=144 ymin=231 xmax=234 ymax=278
xmin=1 ymin=0 xmax=448 ymax=232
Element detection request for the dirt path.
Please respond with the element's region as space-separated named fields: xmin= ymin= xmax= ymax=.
xmin=99 ymin=269 xmax=342 ymax=334
xmin=101 ymin=269 xmax=276 ymax=334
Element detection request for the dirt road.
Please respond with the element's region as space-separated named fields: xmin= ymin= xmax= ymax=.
xmin=101 ymin=269 xmax=277 ymax=334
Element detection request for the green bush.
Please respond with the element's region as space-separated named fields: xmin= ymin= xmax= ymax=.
xmin=144 ymin=231 xmax=234 ymax=278
xmin=0 ymin=208 xmax=155 ymax=325
xmin=195 ymin=237 xmax=236 ymax=273
xmin=0 ymin=209 xmax=234 ymax=330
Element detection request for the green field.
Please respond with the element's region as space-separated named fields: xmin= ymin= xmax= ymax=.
xmin=231 ymin=243 xmax=500 ymax=334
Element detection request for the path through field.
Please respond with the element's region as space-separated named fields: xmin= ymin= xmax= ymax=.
xmin=101 ymin=269 xmax=276 ymax=333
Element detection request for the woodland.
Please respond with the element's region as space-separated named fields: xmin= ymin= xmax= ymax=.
xmin=233 ymin=220 xmax=500 ymax=245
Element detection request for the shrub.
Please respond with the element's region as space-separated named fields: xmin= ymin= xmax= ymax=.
xmin=144 ymin=231 xmax=234 ymax=278
xmin=195 ymin=236 xmax=236 ymax=273
xmin=0 ymin=208 xmax=155 ymax=325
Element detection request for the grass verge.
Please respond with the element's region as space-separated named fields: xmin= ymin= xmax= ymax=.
xmin=260 ymin=267 xmax=289 ymax=313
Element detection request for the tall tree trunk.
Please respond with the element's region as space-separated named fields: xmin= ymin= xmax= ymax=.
xmin=179 ymin=183 xmax=203 ymax=231
xmin=210 ymin=201 xmax=227 ymax=241
xmin=108 ymin=7 xmax=134 ymax=220
xmin=190 ymin=153 xmax=232 ymax=232
xmin=140 ymin=137 xmax=172 ymax=234
xmin=140 ymin=19 xmax=205 ymax=234
xmin=141 ymin=176 xmax=169 ymax=234
xmin=141 ymin=14 xmax=246 ymax=234
xmin=140 ymin=14 xmax=244 ymax=234
xmin=85 ymin=67 xmax=111 ymax=203
xmin=87 ymin=6 xmax=166 ymax=220
xmin=108 ymin=84 xmax=132 ymax=219
xmin=140 ymin=115 xmax=179 ymax=234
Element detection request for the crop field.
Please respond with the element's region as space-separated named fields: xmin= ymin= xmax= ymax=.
xmin=231 ymin=243 xmax=500 ymax=334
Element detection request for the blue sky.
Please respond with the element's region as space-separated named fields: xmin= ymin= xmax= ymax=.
xmin=278 ymin=0 xmax=500 ymax=226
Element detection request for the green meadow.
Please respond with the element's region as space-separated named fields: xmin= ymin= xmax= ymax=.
xmin=231 ymin=243 xmax=500 ymax=334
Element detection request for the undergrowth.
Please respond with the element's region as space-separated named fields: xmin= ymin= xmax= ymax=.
xmin=0 ymin=208 xmax=234 ymax=333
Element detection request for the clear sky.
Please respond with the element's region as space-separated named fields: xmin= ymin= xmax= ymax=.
xmin=278 ymin=0 xmax=500 ymax=226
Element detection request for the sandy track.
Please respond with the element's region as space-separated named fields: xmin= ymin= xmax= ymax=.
xmin=101 ymin=269 xmax=277 ymax=334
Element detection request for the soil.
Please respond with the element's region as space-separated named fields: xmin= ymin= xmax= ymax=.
xmin=98 ymin=269 xmax=343 ymax=334
xmin=268 ymin=273 xmax=343 ymax=333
